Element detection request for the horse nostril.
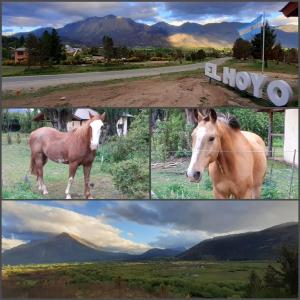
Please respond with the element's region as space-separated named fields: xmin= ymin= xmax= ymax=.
xmin=193 ymin=171 xmax=201 ymax=180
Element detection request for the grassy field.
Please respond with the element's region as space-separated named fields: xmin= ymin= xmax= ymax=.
xmin=221 ymin=58 xmax=298 ymax=75
xmin=1 ymin=133 xmax=148 ymax=199
xmin=2 ymin=260 xmax=278 ymax=298
xmin=151 ymin=158 xmax=298 ymax=200
xmin=2 ymin=60 xmax=192 ymax=77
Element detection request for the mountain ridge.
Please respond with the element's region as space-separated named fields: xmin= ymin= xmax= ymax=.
xmin=3 ymin=222 xmax=297 ymax=265
xmin=13 ymin=15 xmax=298 ymax=48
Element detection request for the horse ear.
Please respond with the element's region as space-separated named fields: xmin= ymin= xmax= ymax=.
xmin=88 ymin=112 xmax=93 ymax=119
xmin=193 ymin=109 xmax=204 ymax=123
xmin=100 ymin=112 xmax=106 ymax=121
xmin=209 ymin=109 xmax=217 ymax=123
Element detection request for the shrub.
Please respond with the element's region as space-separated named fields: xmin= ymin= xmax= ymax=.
xmin=111 ymin=158 xmax=149 ymax=198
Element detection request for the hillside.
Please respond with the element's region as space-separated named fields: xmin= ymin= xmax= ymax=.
xmin=14 ymin=15 xmax=298 ymax=48
xmin=2 ymin=233 xmax=180 ymax=265
xmin=178 ymin=222 xmax=298 ymax=261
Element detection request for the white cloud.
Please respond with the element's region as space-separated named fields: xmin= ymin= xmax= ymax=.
xmin=270 ymin=15 xmax=298 ymax=29
xmin=2 ymin=202 xmax=149 ymax=254
xmin=2 ymin=237 xmax=27 ymax=252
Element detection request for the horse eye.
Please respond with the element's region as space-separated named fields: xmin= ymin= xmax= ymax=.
xmin=209 ymin=136 xmax=215 ymax=142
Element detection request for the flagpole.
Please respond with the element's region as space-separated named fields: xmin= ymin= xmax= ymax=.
xmin=261 ymin=11 xmax=265 ymax=73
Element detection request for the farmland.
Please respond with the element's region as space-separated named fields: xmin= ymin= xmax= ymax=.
xmin=2 ymin=260 xmax=278 ymax=298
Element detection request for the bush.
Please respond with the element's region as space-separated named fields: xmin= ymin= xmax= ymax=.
xmin=97 ymin=110 xmax=150 ymax=197
xmin=152 ymin=110 xmax=193 ymax=161
xmin=111 ymin=158 xmax=149 ymax=198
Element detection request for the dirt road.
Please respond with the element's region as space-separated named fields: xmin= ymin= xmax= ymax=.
xmin=3 ymin=57 xmax=229 ymax=91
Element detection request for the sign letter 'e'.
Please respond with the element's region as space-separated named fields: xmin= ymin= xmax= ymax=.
xmin=249 ymin=73 xmax=268 ymax=98
xmin=235 ymin=72 xmax=251 ymax=91
xmin=205 ymin=63 xmax=221 ymax=81
xmin=267 ymin=80 xmax=293 ymax=106
xmin=223 ymin=67 xmax=236 ymax=87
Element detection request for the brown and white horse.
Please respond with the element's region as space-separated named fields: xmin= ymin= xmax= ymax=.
xmin=29 ymin=113 xmax=105 ymax=199
xmin=186 ymin=109 xmax=267 ymax=199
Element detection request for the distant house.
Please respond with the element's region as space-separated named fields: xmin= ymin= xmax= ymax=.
xmin=284 ymin=109 xmax=298 ymax=166
xmin=65 ymin=44 xmax=82 ymax=56
xmin=32 ymin=108 xmax=99 ymax=132
xmin=67 ymin=108 xmax=99 ymax=131
xmin=116 ymin=113 xmax=134 ymax=136
xmin=14 ymin=47 xmax=28 ymax=64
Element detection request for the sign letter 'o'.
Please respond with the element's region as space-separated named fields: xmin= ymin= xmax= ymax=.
xmin=267 ymin=80 xmax=293 ymax=106
xmin=236 ymin=72 xmax=251 ymax=91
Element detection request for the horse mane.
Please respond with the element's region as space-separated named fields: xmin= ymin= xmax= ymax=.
xmin=217 ymin=113 xmax=240 ymax=130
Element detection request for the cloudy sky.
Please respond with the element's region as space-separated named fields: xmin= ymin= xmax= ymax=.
xmin=2 ymin=2 xmax=298 ymax=35
xmin=2 ymin=200 xmax=298 ymax=253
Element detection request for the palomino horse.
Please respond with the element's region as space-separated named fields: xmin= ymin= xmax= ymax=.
xmin=186 ymin=109 xmax=267 ymax=199
xmin=29 ymin=113 xmax=105 ymax=199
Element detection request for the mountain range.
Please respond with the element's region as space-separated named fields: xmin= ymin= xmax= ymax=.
xmin=3 ymin=222 xmax=297 ymax=265
xmin=14 ymin=15 xmax=298 ymax=48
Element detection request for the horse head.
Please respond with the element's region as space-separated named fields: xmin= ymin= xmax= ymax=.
xmin=186 ymin=109 xmax=221 ymax=183
xmin=89 ymin=112 xmax=106 ymax=150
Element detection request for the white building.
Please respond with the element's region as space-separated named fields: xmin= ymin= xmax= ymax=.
xmin=284 ymin=109 xmax=298 ymax=166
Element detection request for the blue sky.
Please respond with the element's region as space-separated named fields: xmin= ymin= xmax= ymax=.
xmin=2 ymin=2 xmax=297 ymax=35
xmin=2 ymin=200 xmax=298 ymax=253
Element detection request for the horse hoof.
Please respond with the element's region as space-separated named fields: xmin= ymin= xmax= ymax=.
xmin=87 ymin=195 xmax=94 ymax=200
xmin=43 ymin=191 xmax=49 ymax=195
xmin=66 ymin=194 xmax=72 ymax=199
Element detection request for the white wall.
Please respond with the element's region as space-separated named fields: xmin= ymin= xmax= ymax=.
xmin=284 ymin=109 xmax=298 ymax=166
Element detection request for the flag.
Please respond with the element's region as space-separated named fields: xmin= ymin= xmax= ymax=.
xmin=238 ymin=15 xmax=263 ymax=41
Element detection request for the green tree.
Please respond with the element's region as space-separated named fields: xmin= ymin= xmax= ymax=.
xmin=25 ymin=33 xmax=40 ymax=68
xmin=232 ymin=38 xmax=252 ymax=59
xmin=40 ymin=30 xmax=52 ymax=66
xmin=19 ymin=35 xmax=25 ymax=47
xmin=175 ymin=49 xmax=184 ymax=63
xmin=245 ymin=271 xmax=263 ymax=297
xmin=285 ymin=48 xmax=298 ymax=64
xmin=251 ymin=22 xmax=276 ymax=68
xmin=102 ymin=35 xmax=114 ymax=62
xmin=271 ymin=43 xmax=284 ymax=64
xmin=50 ymin=29 xmax=62 ymax=64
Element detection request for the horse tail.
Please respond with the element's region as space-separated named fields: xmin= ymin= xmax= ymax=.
xmin=30 ymin=155 xmax=37 ymax=176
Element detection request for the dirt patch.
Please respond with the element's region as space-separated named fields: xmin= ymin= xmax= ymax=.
xmin=3 ymin=75 xmax=256 ymax=108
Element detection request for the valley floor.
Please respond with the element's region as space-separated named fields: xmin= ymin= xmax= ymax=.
xmin=2 ymin=260 xmax=277 ymax=298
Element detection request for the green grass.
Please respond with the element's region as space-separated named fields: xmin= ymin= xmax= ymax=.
xmin=2 ymin=60 xmax=193 ymax=77
xmin=1 ymin=133 xmax=130 ymax=199
xmin=3 ymin=260 xmax=278 ymax=298
xmin=221 ymin=58 xmax=298 ymax=75
xmin=151 ymin=159 xmax=298 ymax=199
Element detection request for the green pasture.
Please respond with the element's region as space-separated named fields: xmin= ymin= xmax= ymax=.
xmin=221 ymin=58 xmax=298 ymax=75
xmin=151 ymin=158 xmax=298 ymax=200
xmin=1 ymin=133 xmax=145 ymax=199
xmin=2 ymin=260 xmax=278 ymax=298
xmin=2 ymin=60 xmax=192 ymax=77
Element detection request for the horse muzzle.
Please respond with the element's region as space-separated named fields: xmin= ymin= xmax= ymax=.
xmin=186 ymin=170 xmax=202 ymax=183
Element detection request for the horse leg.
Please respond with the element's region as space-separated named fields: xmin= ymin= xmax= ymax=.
xmin=65 ymin=162 xmax=78 ymax=199
xmin=83 ymin=164 xmax=93 ymax=199
xmin=252 ymin=185 xmax=262 ymax=199
xmin=213 ymin=187 xmax=229 ymax=199
xmin=35 ymin=153 xmax=48 ymax=195
xmin=236 ymin=188 xmax=253 ymax=199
